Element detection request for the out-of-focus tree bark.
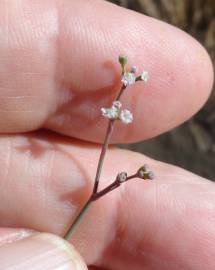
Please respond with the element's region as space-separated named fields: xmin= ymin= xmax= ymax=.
xmin=108 ymin=0 xmax=215 ymax=179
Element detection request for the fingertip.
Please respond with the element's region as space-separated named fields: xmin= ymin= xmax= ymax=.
xmin=114 ymin=15 xmax=214 ymax=142
xmin=50 ymin=1 xmax=214 ymax=142
xmin=0 ymin=232 xmax=88 ymax=270
xmin=0 ymin=0 xmax=213 ymax=144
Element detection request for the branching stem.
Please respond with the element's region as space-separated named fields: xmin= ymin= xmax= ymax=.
xmin=64 ymin=56 xmax=151 ymax=241
xmin=64 ymin=84 xmax=126 ymax=240
xmin=64 ymin=173 xmax=137 ymax=239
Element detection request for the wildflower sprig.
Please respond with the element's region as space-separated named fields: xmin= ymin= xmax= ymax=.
xmin=64 ymin=55 xmax=154 ymax=240
xmin=92 ymin=166 xmax=154 ymax=201
xmin=101 ymin=101 xmax=133 ymax=124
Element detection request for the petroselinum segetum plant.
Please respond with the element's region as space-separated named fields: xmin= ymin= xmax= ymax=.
xmin=64 ymin=55 xmax=154 ymax=240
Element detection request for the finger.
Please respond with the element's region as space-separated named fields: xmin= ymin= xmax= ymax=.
xmin=0 ymin=230 xmax=87 ymax=270
xmin=0 ymin=132 xmax=215 ymax=269
xmin=0 ymin=228 xmax=33 ymax=246
xmin=0 ymin=0 xmax=213 ymax=142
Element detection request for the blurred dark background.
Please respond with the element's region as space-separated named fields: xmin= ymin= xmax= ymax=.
xmin=108 ymin=0 xmax=215 ymax=180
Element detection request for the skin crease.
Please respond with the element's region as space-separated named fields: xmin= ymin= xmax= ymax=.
xmin=0 ymin=0 xmax=214 ymax=270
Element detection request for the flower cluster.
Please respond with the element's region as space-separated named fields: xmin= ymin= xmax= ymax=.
xmin=64 ymin=55 xmax=154 ymax=240
xmin=101 ymin=55 xmax=149 ymax=125
xmin=121 ymin=68 xmax=149 ymax=87
xmin=121 ymin=72 xmax=136 ymax=86
xmin=137 ymin=164 xmax=154 ymax=180
xmin=101 ymin=101 xmax=133 ymax=124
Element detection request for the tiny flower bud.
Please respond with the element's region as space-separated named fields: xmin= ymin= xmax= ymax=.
xmin=121 ymin=72 xmax=136 ymax=87
xmin=131 ymin=66 xmax=138 ymax=73
xmin=119 ymin=55 xmax=128 ymax=68
xmin=112 ymin=101 xmax=122 ymax=109
xmin=142 ymin=164 xmax=149 ymax=172
xmin=137 ymin=165 xmax=154 ymax=180
xmin=117 ymin=172 xmax=127 ymax=183
xmin=101 ymin=107 xmax=119 ymax=120
xmin=141 ymin=71 xmax=149 ymax=82
xmin=120 ymin=109 xmax=133 ymax=124
xmin=137 ymin=167 xmax=145 ymax=179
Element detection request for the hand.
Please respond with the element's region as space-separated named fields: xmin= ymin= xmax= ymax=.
xmin=0 ymin=1 xmax=214 ymax=269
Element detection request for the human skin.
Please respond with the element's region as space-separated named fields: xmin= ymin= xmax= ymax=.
xmin=0 ymin=0 xmax=214 ymax=269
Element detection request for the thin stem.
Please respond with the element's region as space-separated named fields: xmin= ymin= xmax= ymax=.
xmin=64 ymin=84 xmax=127 ymax=240
xmin=64 ymin=172 xmax=138 ymax=239
xmin=64 ymin=197 xmax=92 ymax=240
xmin=93 ymin=84 xmax=126 ymax=194
xmin=93 ymin=120 xmax=114 ymax=194
xmin=126 ymin=173 xmax=138 ymax=181
xmin=93 ymin=180 xmax=120 ymax=200
xmin=115 ymin=85 xmax=126 ymax=101
xmin=93 ymin=173 xmax=138 ymax=201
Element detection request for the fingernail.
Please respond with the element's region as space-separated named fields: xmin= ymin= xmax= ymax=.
xmin=0 ymin=233 xmax=87 ymax=270
xmin=0 ymin=228 xmax=34 ymax=247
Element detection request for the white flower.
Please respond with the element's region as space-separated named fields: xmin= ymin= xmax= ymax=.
xmin=101 ymin=106 xmax=119 ymax=120
xmin=141 ymin=71 xmax=149 ymax=82
xmin=131 ymin=66 xmax=138 ymax=73
xmin=117 ymin=172 xmax=127 ymax=183
xmin=120 ymin=109 xmax=133 ymax=124
xmin=101 ymin=101 xmax=133 ymax=124
xmin=121 ymin=72 xmax=136 ymax=86
xmin=137 ymin=164 xmax=154 ymax=180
